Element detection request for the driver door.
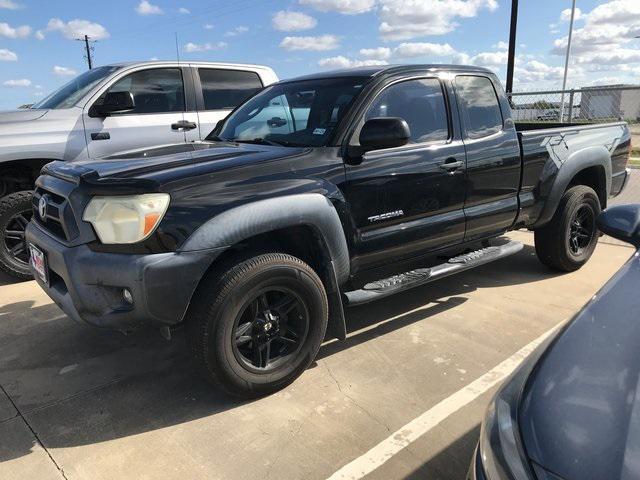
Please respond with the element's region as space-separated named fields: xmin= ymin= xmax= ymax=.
xmin=83 ymin=67 xmax=192 ymax=159
xmin=342 ymin=77 xmax=467 ymax=272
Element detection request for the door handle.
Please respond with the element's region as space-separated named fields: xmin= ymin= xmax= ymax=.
xmin=91 ymin=132 xmax=110 ymax=141
xmin=439 ymin=158 xmax=464 ymax=171
xmin=171 ymin=120 xmax=197 ymax=131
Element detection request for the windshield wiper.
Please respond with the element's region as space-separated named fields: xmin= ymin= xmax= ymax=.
xmin=232 ymin=138 xmax=292 ymax=147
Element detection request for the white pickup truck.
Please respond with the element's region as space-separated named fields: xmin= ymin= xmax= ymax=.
xmin=0 ymin=61 xmax=278 ymax=278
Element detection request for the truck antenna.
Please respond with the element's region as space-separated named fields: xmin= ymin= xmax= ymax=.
xmin=175 ymin=32 xmax=180 ymax=64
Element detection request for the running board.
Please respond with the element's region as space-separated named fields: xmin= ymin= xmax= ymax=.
xmin=343 ymin=241 xmax=524 ymax=306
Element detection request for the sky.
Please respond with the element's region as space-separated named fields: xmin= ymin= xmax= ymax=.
xmin=0 ymin=0 xmax=639 ymax=109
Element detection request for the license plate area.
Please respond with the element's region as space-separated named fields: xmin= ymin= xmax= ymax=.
xmin=29 ymin=243 xmax=48 ymax=285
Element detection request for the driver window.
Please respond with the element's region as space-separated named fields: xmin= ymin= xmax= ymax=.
xmin=352 ymin=78 xmax=449 ymax=145
xmin=99 ymin=68 xmax=185 ymax=115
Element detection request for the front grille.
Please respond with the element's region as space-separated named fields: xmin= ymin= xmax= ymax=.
xmin=32 ymin=187 xmax=80 ymax=242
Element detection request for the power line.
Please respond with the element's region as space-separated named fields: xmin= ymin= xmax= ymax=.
xmin=75 ymin=34 xmax=97 ymax=69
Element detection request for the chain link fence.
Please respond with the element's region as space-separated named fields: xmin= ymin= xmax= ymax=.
xmin=508 ymin=86 xmax=640 ymax=247
xmin=508 ymin=85 xmax=640 ymax=125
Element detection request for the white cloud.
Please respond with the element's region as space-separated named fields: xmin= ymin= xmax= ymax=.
xmin=280 ymin=34 xmax=340 ymax=51
xmin=334 ymin=42 xmax=457 ymax=68
xmin=178 ymin=7 xmax=190 ymax=14
xmin=359 ymin=47 xmax=391 ymax=60
xmin=272 ymin=11 xmax=317 ymax=31
xmin=379 ymin=0 xmax=498 ymax=41
xmin=0 ymin=0 xmax=21 ymax=8
xmin=551 ymin=0 xmax=640 ymax=71
xmin=184 ymin=41 xmax=227 ymax=52
xmin=318 ymin=55 xmax=387 ymax=68
xmin=224 ymin=26 xmax=249 ymax=37
xmin=35 ymin=30 xmax=45 ymax=40
xmin=0 ymin=48 xmax=17 ymax=61
xmin=300 ymin=0 xmax=375 ymax=15
xmin=204 ymin=24 xmax=214 ymax=30
xmin=3 ymin=78 xmax=31 ymax=87
xmin=514 ymin=60 xmax=565 ymax=84
xmin=394 ymin=42 xmax=456 ymax=58
xmin=47 ymin=18 xmax=110 ymax=40
xmin=493 ymin=40 xmax=508 ymax=50
xmin=0 ymin=22 xmax=30 ymax=39
xmin=136 ymin=0 xmax=164 ymax=15
xmin=470 ymin=50 xmax=508 ymax=67
xmin=53 ymin=65 xmax=77 ymax=76
xmin=559 ymin=8 xmax=582 ymax=22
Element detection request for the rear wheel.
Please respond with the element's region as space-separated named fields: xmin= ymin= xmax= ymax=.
xmin=0 ymin=191 xmax=33 ymax=280
xmin=185 ymin=253 xmax=328 ymax=398
xmin=534 ymin=185 xmax=600 ymax=272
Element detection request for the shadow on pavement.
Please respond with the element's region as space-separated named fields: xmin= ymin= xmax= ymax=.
xmin=0 ymin=271 xmax=30 ymax=287
xmin=0 ymin=244 xmax=558 ymax=462
xmin=403 ymin=425 xmax=480 ymax=480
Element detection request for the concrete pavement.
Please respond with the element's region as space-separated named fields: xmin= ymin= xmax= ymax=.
xmin=0 ymin=231 xmax=634 ymax=480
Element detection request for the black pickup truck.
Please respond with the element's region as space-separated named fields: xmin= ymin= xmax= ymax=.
xmin=25 ymin=65 xmax=631 ymax=397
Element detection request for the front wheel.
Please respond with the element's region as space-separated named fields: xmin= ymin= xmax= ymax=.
xmin=534 ymin=185 xmax=601 ymax=272
xmin=0 ymin=191 xmax=34 ymax=280
xmin=185 ymin=253 xmax=328 ymax=398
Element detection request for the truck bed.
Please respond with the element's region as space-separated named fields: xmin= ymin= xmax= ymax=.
xmin=514 ymin=121 xmax=631 ymax=228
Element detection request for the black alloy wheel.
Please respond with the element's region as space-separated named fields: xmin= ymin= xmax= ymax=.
xmin=0 ymin=191 xmax=34 ymax=279
xmin=4 ymin=209 xmax=32 ymax=266
xmin=568 ymin=204 xmax=596 ymax=256
xmin=186 ymin=252 xmax=329 ymax=398
xmin=232 ymin=288 xmax=309 ymax=371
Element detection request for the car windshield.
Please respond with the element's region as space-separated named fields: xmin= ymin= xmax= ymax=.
xmin=213 ymin=77 xmax=368 ymax=147
xmin=32 ymin=66 xmax=121 ymax=110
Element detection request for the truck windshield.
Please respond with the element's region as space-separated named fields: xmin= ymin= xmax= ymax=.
xmin=32 ymin=66 xmax=121 ymax=110
xmin=214 ymin=77 xmax=368 ymax=147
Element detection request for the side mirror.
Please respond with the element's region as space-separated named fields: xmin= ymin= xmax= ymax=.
xmin=597 ymin=205 xmax=640 ymax=248
xmin=91 ymin=91 xmax=135 ymax=117
xmin=359 ymin=117 xmax=410 ymax=152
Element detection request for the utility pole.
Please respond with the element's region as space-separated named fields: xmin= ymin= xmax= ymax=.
xmin=76 ymin=35 xmax=95 ymax=69
xmin=560 ymin=0 xmax=577 ymax=123
xmin=505 ymin=0 xmax=519 ymax=95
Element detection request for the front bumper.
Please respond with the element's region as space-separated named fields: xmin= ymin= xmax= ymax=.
xmin=26 ymin=222 xmax=223 ymax=331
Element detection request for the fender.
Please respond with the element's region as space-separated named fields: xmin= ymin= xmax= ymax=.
xmin=180 ymin=193 xmax=351 ymax=340
xmin=532 ymin=145 xmax=611 ymax=229
xmin=180 ymin=193 xmax=350 ymax=284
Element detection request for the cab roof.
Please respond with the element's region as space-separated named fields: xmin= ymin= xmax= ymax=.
xmin=282 ymin=64 xmax=495 ymax=83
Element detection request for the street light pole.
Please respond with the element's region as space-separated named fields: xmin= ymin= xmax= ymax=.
xmin=505 ymin=0 xmax=518 ymax=95
xmin=560 ymin=0 xmax=577 ymax=123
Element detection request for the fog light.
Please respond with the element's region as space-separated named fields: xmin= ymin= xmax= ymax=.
xmin=122 ymin=288 xmax=133 ymax=304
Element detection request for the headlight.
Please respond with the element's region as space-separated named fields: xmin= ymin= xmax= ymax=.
xmin=82 ymin=193 xmax=170 ymax=244
xmin=478 ymin=332 xmax=560 ymax=480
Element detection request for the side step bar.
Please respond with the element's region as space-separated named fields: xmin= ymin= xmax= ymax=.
xmin=343 ymin=241 xmax=523 ymax=306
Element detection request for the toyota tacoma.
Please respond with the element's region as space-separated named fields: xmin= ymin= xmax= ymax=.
xmin=25 ymin=65 xmax=631 ymax=397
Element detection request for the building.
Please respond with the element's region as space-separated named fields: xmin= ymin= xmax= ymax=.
xmin=579 ymin=84 xmax=640 ymax=122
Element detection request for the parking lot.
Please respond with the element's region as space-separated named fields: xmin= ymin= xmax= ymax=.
xmin=0 ymin=225 xmax=634 ymax=480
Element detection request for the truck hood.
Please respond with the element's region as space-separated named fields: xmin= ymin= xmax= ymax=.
xmin=43 ymin=141 xmax=307 ymax=190
xmin=519 ymin=254 xmax=640 ymax=480
xmin=0 ymin=109 xmax=48 ymax=123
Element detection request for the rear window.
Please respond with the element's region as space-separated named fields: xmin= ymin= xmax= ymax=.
xmin=198 ymin=69 xmax=263 ymax=110
xmin=455 ymin=76 xmax=503 ymax=139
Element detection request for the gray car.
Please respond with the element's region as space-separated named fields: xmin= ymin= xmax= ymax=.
xmin=469 ymin=203 xmax=640 ymax=480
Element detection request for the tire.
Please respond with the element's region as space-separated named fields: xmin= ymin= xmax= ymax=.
xmin=0 ymin=191 xmax=33 ymax=280
xmin=185 ymin=253 xmax=328 ymax=398
xmin=534 ymin=185 xmax=601 ymax=272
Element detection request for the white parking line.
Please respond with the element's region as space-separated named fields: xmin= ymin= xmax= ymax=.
xmin=326 ymin=322 xmax=563 ymax=480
